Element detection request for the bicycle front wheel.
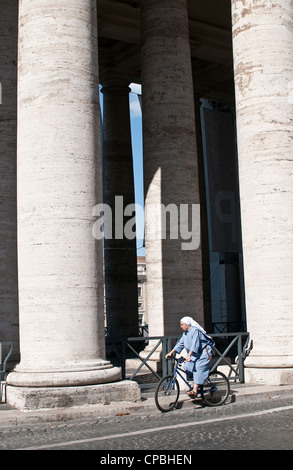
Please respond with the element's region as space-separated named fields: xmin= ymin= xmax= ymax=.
xmin=202 ymin=371 xmax=230 ymax=407
xmin=155 ymin=375 xmax=180 ymax=412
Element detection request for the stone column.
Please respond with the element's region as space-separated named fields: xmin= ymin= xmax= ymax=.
xmin=141 ymin=0 xmax=204 ymax=337
xmin=101 ymin=79 xmax=139 ymax=337
xmin=193 ymin=96 xmax=212 ymax=332
xmin=0 ymin=0 xmax=19 ymax=366
xmin=232 ymin=0 xmax=293 ymax=384
xmin=6 ymin=0 xmax=134 ymax=409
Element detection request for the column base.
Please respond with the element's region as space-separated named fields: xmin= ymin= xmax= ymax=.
xmin=244 ymin=355 xmax=293 ymax=385
xmin=245 ymin=367 xmax=293 ymax=386
xmin=6 ymin=380 xmax=141 ymax=410
xmin=4 ymin=360 xmax=143 ymax=410
xmin=6 ymin=360 xmax=121 ymax=387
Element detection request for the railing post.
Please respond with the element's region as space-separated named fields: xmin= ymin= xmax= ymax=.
xmin=0 ymin=342 xmax=13 ymax=381
xmin=162 ymin=337 xmax=167 ymax=377
xmin=121 ymin=339 xmax=126 ymax=380
xmin=237 ymin=333 xmax=243 ymax=383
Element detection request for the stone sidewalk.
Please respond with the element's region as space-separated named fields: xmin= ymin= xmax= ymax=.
xmin=1 ymin=381 xmax=292 ymax=429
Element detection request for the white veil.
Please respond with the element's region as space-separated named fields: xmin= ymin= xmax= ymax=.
xmin=180 ymin=316 xmax=206 ymax=333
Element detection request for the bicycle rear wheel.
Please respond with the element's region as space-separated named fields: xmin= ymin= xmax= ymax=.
xmin=202 ymin=371 xmax=230 ymax=407
xmin=155 ymin=375 xmax=180 ymax=412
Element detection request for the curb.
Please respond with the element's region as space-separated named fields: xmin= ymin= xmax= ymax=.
xmin=0 ymin=383 xmax=292 ymax=429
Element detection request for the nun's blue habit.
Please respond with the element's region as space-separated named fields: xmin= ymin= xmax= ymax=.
xmin=174 ymin=324 xmax=215 ymax=384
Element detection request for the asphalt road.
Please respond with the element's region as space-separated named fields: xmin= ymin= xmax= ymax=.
xmin=0 ymin=390 xmax=292 ymax=453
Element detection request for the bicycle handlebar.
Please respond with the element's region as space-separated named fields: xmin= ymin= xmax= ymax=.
xmin=166 ymin=355 xmax=186 ymax=364
xmin=177 ymin=356 xmax=186 ymax=364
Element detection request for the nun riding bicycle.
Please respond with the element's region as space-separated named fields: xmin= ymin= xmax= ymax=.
xmin=155 ymin=316 xmax=230 ymax=412
xmin=166 ymin=316 xmax=215 ymax=398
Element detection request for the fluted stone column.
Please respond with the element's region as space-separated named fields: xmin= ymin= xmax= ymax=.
xmin=232 ymin=0 xmax=293 ymax=384
xmin=0 ymin=0 xmax=19 ymax=366
xmin=141 ymin=0 xmax=204 ymax=337
xmin=5 ymin=0 xmax=141 ymax=409
xmin=101 ymin=79 xmax=139 ymax=337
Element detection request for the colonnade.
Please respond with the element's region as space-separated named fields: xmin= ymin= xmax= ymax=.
xmin=0 ymin=0 xmax=292 ymax=408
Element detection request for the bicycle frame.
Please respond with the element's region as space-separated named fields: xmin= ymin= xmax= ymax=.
xmin=173 ymin=359 xmax=193 ymax=390
xmin=155 ymin=357 xmax=230 ymax=411
xmin=172 ymin=357 xmax=217 ymax=395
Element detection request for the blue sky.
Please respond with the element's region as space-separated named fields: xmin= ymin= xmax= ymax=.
xmin=129 ymin=84 xmax=145 ymax=255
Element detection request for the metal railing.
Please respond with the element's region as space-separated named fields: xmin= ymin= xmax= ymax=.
xmin=0 ymin=333 xmax=251 ymax=386
xmin=106 ymin=331 xmax=251 ymax=386
xmin=0 ymin=342 xmax=13 ymax=381
xmin=209 ymin=332 xmax=251 ymax=383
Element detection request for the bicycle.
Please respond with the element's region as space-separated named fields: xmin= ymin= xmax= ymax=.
xmin=155 ymin=356 xmax=230 ymax=412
